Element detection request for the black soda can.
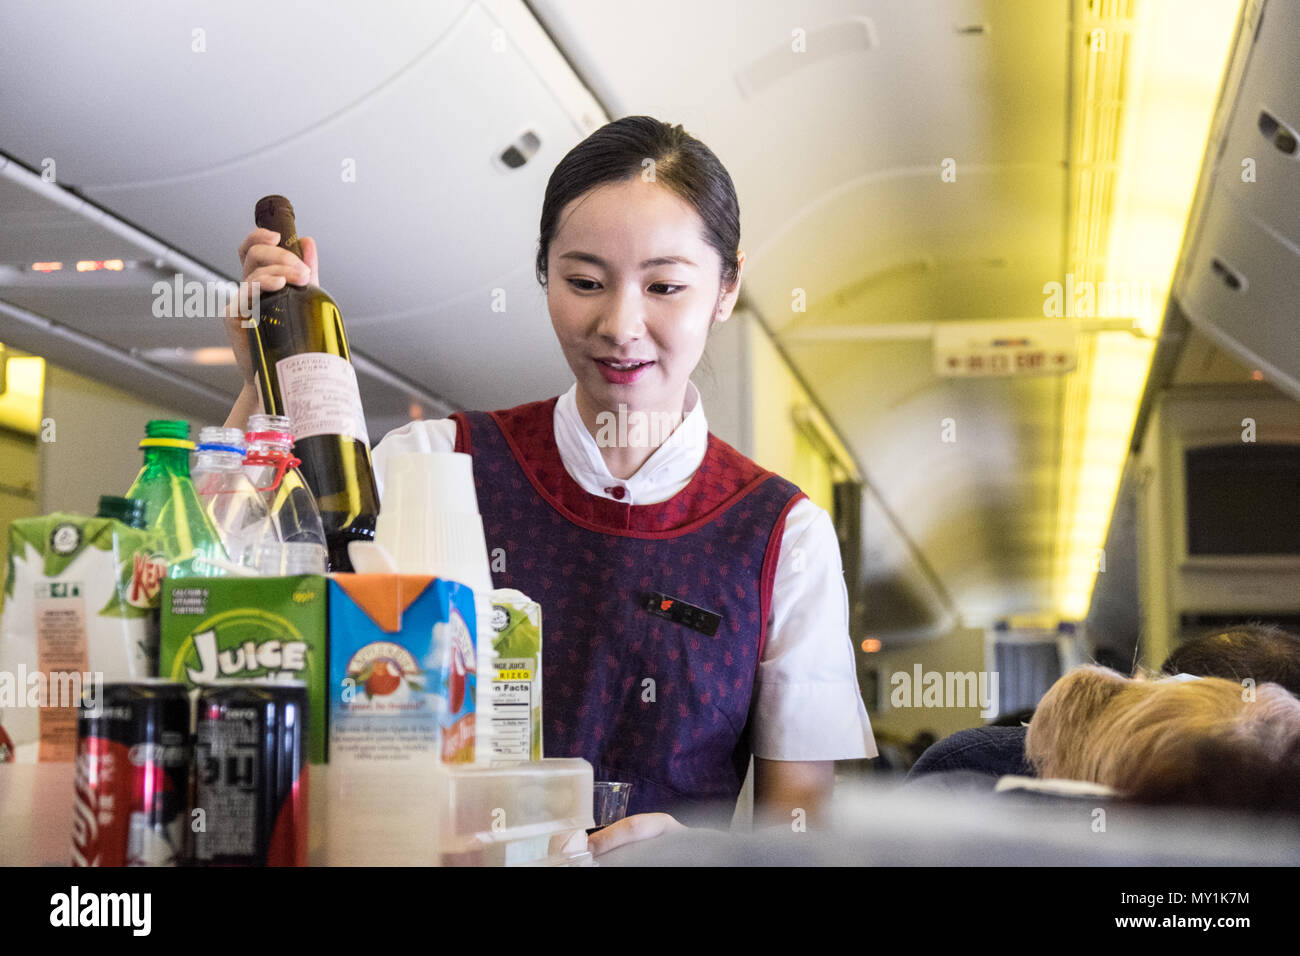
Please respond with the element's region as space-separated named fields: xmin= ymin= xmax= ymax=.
xmin=71 ymin=680 xmax=191 ymax=867
xmin=192 ymin=681 xmax=309 ymax=866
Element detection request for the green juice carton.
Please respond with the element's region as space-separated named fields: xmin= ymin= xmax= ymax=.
xmin=159 ymin=575 xmax=328 ymax=763
xmin=486 ymin=589 xmax=542 ymax=761
xmin=0 ymin=513 xmax=167 ymax=762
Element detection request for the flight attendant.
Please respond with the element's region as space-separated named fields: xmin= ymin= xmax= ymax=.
xmin=225 ymin=115 xmax=876 ymax=853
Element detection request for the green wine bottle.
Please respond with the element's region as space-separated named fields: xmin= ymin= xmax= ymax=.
xmin=125 ymin=419 xmax=228 ymax=578
xmin=247 ymin=195 xmax=379 ymax=572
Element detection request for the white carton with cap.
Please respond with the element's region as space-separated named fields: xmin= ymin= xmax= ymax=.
xmin=372 ymin=452 xmax=498 ymax=761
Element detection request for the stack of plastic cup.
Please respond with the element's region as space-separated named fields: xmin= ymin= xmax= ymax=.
xmin=373 ymin=452 xmax=496 ymax=763
xmin=373 ymin=453 xmax=491 ymax=591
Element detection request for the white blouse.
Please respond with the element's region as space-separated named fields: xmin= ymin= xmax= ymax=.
xmin=371 ymin=381 xmax=877 ymax=762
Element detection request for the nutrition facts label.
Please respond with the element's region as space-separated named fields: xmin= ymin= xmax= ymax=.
xmin=35 ymin=585 xmax=88 ymax=761
xmin=490 ymin=664 xmax=532 ymax=759
xmin=276 ymin=352 xmax=370 ymax=446
xmin=331 ymin=717 xmax=438 ymax=761
xmin=195 ymin=721 xmax=261 ymax=860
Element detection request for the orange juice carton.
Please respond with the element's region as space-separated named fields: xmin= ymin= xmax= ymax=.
xmin=328 ymin=575 xmax=477 ymax=764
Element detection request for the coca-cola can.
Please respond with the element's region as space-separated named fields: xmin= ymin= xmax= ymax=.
xmin=71 ymin=680 xmax=192 ymax=867
xmin=192 ymin=681 xmax=309 ymax=866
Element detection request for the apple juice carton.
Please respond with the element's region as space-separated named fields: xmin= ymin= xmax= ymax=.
xmin=159 ymin=575 xmax=328 ymax=763
xmin=328 ymin=575 xmax=477 ymax=765
xmin=0 ymin=513 xmax=167 ymax=762
xmin=486 ymin=589 xmax=542 ymax=761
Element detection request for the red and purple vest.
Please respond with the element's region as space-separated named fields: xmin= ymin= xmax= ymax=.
xmin=451 ymin=398 xmax=806 ymax=817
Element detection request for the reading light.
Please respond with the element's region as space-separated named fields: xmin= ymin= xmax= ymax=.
xmin=134 ymin=347 xmax=236 ymax=366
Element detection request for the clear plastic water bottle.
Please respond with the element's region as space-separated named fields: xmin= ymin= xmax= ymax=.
xmin=244 ymin=414 xmax=328 ymax=575
xmin=192 ymin=426 xmax=274 ymax=569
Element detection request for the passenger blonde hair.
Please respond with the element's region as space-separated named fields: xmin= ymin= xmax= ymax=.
xmin=1026 ymin=665 xmax=1300 ymax=810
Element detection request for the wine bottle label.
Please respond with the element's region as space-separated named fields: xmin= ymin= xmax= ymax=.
xmin=275 ymin=352 xmax=371 ymax=447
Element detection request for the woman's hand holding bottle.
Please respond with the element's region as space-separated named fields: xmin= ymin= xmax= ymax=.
xmin=222 ymin=228 xmax=320 ymax=426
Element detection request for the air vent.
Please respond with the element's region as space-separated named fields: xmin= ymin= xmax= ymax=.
xmin=1258 ymin=110 xmax=1298 ymax=156
xmin=734 ymin=17 xmax=877 ymax=99
xmin=497 ymin=130 xmax=541 ymax=170
xmin=1209 ymin=257 xmax=1246 ymax=292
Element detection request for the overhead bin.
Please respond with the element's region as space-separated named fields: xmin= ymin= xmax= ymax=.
xmin=1212 ymin=0 xmax=1300 ymax=249
xmin=1175 ymin=0 xmax=1300 ymax=398
xmin=1181 ymin=189 xmax=1300 ymax=394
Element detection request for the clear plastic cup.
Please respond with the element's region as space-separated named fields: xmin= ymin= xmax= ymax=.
xmin=590 ymin=781 xmax=633 ymax=831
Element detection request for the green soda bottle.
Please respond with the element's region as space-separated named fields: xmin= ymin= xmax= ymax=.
xmin=125 ymin=419 xmax=228 ymax=577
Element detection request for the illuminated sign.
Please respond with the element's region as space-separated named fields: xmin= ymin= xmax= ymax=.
xmin=933 ymin=319 xmax=1078 ymax=377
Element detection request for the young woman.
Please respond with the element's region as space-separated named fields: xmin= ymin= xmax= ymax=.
xmin=225 ymin=116 xmax=876 ymax=853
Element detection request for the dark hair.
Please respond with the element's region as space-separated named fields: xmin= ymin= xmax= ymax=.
xmin=1125 ymin=732 xmax=1300 ymax=813
xmin=535 ymin=116 xmax=740 ymax=293
xmin=1161 ymin=623 xmax=1300 ymax=697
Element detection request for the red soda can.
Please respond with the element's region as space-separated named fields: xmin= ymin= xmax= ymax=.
xmin=192 ymin=680 xmax=309 ymax=866
xmin=71 ymin=680 xmax=191 ymax=867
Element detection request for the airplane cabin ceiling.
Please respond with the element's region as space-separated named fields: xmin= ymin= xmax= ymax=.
xmin=0 ymin=0 xmax=1260 ymax=635
xmin=0 ymin=0 xmax=602 ymax=425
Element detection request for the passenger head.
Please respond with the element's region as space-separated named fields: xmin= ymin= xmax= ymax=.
xmin=1026 ymin=665 xmax=1300 ymax=811
xmin=1090 ymin=646 xmax=1133 ymax=674
xmin=1024 ymin=665 xmax=1132 ymax=780
xmin=1161 ymin=623 xmax=1300 ymax=696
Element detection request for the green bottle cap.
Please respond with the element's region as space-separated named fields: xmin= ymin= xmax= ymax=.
xmin=144 ymin=419 xmax=190 ymax=440
xmin=97 ymin=495 xmax=147 ymax=529
xmin=140 ymin=419 xmax=195 ymax=451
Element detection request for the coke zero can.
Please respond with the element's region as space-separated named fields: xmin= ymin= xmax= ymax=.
xmin=192 ymin=680 xmax=308 ymax=866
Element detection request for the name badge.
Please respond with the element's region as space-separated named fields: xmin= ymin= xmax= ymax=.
xmin=642 ymin=591 xmax=722 ymax=637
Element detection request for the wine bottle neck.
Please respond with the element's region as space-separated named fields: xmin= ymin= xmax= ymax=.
xmin=255 ymin=196 xmax=303 ymax=259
